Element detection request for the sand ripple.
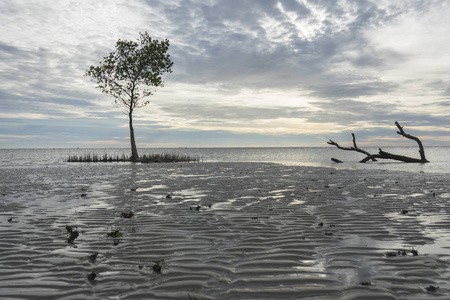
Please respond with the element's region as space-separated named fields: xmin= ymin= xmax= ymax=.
xmin=1 ymin=162 xmax=450 ymax=299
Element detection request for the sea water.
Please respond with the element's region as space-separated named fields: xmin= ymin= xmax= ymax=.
xmin=0 ymin=147 xmax=449 ymax=173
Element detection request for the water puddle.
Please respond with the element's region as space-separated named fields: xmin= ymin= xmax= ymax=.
xmin=313 ymin=235 xmax=414 ymax=285
xmin=409 ymin=193 xmax=425 ymax=197
xmin=176 ymin=188 xmax=208 ymax=200
xmin=134 ymin=184 xmax=168 ymax=192
xmin=294 ymin=259 xmax=328 ymax=277
xmin=288 ymin=199 xmax=305 ymax=206
xmin=414 ymin=214 xmax=450 ymax=255
xmin=211 ymin=198 xmax=238 ymax=210
xmin=437 ymin=192 xmax=450 ymax=198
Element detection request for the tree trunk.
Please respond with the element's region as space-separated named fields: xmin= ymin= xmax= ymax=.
xmin=129 ymin=110 xmax=139 ymax=161
xmin=360 ymin=149 xmax=426 ymax=163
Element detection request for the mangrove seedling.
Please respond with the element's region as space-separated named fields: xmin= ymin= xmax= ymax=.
xmin=152 ymin=259 xmax=166 ymax=273
xmin=385 ymin=252 xmax=397 ymax=257
xmin=89 ymin=252 xmax=99 ymax=263
xmin=66 ymin=225 xmax=77 ymax=233
xmin=398 ymin=249 xmax=407 ymax=256
xmin=107 ymin=230 xmax=123 ymax=238
xmin=67 ymin=230 xmax=79 ymax=244
xmin=87 ymin=272 xmax=97 ymax=281
xmin=426 ymin=285 xmax=439 ymax=292
xmin=121 ymin=211 xmax=135 ymax=218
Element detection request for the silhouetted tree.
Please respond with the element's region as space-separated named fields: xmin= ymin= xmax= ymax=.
xmin=85 ymin=32 xmax=173 ymax=160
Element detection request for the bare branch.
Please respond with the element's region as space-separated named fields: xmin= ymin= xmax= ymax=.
xmin=394 ymin=121 xmax=428 ymax=162
xmin=329 ymin=122 xmax=429 ymax=164
xmin=327 ymin=133 xmax=377 ymax=161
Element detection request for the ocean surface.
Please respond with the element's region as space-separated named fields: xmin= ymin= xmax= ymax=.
xmin=1 ymin=146 xmax=449 ymax=174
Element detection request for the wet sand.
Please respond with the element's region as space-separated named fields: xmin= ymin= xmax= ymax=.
xmin=0 ymin=162 xmax=449 ymax=299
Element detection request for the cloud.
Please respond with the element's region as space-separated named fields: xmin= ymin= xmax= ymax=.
xmin=67 ymin=139 xmax=129 ymax=146
xmin=0 ymin=134 xmax=38 ymax=139
xmin=1 ymin=0 xmax=450 ymax=147
xmin=159 ymin=103 xmax=301 ymax=121
xmin=309 ymin=80 xmax=398 ymax=99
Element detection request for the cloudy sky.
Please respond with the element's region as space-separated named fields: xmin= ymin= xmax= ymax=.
xmin=1 ymin=0 xmax=450 ymax=148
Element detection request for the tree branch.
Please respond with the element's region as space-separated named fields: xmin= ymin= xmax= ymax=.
xmin=327 ymin=133 xmax=377 ymax=161
xmin=329 ymin=121 xmax=429 ymax=164
xmin=394 ymin=121 xmax=428 ymax=162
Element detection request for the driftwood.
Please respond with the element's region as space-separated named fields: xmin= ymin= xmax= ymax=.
xmin=328 ymin=121 xmax=429 ymax=163
xmin=328 ymin=133 xmax=377 ymax=162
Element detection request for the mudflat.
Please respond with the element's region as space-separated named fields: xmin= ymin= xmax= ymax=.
xmin=1 ymin=162 xmax=449 ymax=299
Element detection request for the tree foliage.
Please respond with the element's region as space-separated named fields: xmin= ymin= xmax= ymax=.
xmin=85 ymin=32 xmax=173 ymax=159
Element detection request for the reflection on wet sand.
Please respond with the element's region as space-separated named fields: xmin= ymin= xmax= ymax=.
xmin=0 ymin=162 xmax=449 ymax=299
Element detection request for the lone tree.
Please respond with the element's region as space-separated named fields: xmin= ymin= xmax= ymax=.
xmin=85 ymin=32 xmax=173 ymax=161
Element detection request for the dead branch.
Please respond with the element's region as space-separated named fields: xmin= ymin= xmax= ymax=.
xmin=328 ymin=121 xmax=429 ymax=163
xmin=360 ymin=149 xmax=425 ymax=163
xmin=327 ymin=133 xmax=377 ymax=161
xmin=394 ymin=121 xmax=428 ymax=162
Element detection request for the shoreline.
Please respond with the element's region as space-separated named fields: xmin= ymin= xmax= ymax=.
xmin=3 ymin=146 xmax=450 ymax=174
xmin=1 ymin=162 xmax=449 ymax=299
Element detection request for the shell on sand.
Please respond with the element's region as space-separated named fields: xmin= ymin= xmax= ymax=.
xmin=0 ymin=162 xmax=450 ymax=299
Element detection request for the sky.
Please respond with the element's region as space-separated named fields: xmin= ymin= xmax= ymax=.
xmin=1 ymin=0 xmax=450 ymax=149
